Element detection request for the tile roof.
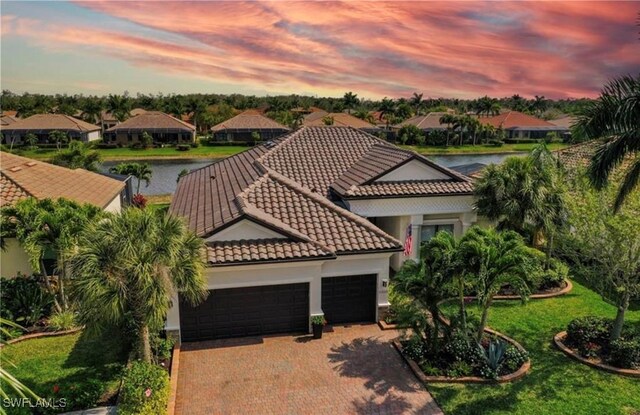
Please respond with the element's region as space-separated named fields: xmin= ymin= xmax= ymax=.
xmin=211 ymin=110 xmax=290 ymax=132
xmin=395 ymin=112 xmax=450 ymax=129
xmin=106 ymin=111 xmax=194 ymax=132
xmin=0 ymin=115 xmax=18 ymax=126
xmin=554 ymin=140 xmax=602 ymax=170
xmin=479 ymin=111 xmax=555 ymax=129
xmin=0 ymin=114 xmax=100 ymax=132
xmin=549 ymin=115 xmax=577 ymax=129
xmin=302 ymin=113 xmax=376 ymax=129
xmin=171 ymin=126 xmax=474 ymax=265
xmin=0 ymin=152 xmax=124 ymax=208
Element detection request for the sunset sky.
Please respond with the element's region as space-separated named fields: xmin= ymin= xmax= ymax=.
xmin=1 ymin=1 xmax=638 ymax=99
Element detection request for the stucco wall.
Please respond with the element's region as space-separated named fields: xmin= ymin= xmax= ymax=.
xmin=85 ymin=131 xmax=101 ymax=142
xmin=0 ymin=238 xmax=34 ymax=278
xmin=376 ymin=159 xmax=450 ymax=182
xmin=103 ymin=195 xmax=122 ymax=213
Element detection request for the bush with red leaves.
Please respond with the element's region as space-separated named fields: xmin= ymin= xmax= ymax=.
xmin=132 ymin=193 xmax=147 ymax=209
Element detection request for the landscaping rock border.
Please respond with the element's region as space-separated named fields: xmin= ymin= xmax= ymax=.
xmin=393 ymin=326 xmax=531 ymax=384
xmin=378 ymin=320 xmax=406 ymax=330
xmin=0 ymin=327 xmax=82 ymax=348
xmin=553 ymin=331 xmax=640 ymax=378
xmin=167 ymin=344 xmax=181 ymax=415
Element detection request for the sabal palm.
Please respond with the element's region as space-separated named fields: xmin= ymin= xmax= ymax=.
xmin=458 ymin=227 xmax=532 ymax=341
xmin=70 ymin=208 xmax=208 ymax=362
xmin=573 ymin=74 xmax=640 ymax=212
xmin=110 ymin=162 xmax=152 ymax=193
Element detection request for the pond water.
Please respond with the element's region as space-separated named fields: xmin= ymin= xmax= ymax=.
xmin=101 ymin=152 xmax=524 ymax=196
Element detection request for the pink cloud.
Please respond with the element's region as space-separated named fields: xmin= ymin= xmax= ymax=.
xmin=5 ymin=1 xmax=639 ymax=98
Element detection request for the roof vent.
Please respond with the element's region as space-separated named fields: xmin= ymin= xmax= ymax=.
xmin=9 ymin=166 xmax=22 ymax=172
xmin=26 ymin=162 xmax=37 ymax=167
xmin=264 ymin=140 xmax=276 ymax=149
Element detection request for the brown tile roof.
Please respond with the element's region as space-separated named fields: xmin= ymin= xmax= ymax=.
xmin=554 ymin=140 xmax=602 ymax=170
xmin=302 ymin=113 xmax=376 ymax=129
xmin=206 ymin=239 xmax=334 ymax=266
xmin=395 ymin=112 xmax=449 ymax=130
xmin=549 ymin=115 xmax=577 ymax=129
xmin=171 ymin=126 xmax=474 ymax=265
xmin=106 ymin=111 xmax=194 ymax=132
xmin=211 ymin=110 xmax=290 ymax=132
xmin=0 ymin=114 xmax=100 ymax=132
xmin=0 ymin=115 xmax=18 ymax=127
xmin=479 ymin=111 xmax=554 ymax=129
xmin=342 ymin=180 xmax=475 ymax=198
xmin=0 ymin=152 xmax=124 ymax=208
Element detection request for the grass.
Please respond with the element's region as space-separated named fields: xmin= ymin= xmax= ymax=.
xmin=1 ymin=330 xmax=128 ymax=411
xmin=433 ymin=281 xmax=640 ymax=415
xmin=402 ymin=142 xmax=569 ymax=155
xmin=15 ymin=145 xmax=249 ymax=161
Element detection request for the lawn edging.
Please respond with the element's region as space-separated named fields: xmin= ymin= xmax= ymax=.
xmin=378 ymin=320 xmax=408 ymax=330
xmin=167 ymin=343 xmax=181 ymax=415
xmin=553 ymin=331 xmax=640 ymax=378
xmin=0 ymin=327 xmax=82 ymax=348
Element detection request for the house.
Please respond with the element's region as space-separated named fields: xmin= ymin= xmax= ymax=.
xmin=302 ymin=112 xmax=378 ymax=133
xmin=211 ymin=110 xmax=290 ymax=142
xmin=104 ymin=111 xmax=195 ymax=145
xmin=168 ymin=126 xmax=476 ymax=342
xmin=0 ymin=114 xmax=101 ymax=145
xmin=480 ymin=111 xmax=568 ymax=139
xmin=549 ymin=115 xmax=577 ymax=140
xmin=0 ymin=115 xmax=18 ymax=127
xmin=0 ymin=151 xmax=128 ymax=278
xmin=99 ymin=108 xmax=148 ymax=132
xmin=395 ymin=112 xmax=450 ymax=133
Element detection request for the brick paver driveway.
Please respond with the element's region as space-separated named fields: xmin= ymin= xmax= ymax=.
xmin=175 ymin=323 xmax=442 ymax=415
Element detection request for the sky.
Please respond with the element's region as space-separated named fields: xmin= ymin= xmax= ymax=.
xmin=1 ymin=1 xmax=638 ymax=100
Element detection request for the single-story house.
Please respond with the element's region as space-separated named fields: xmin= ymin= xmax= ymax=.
xmin=302 ymin=112 xmax=378 ymax=134
xmin=549 ymin=115 xmax=577 ymax=140
xmin=0 ymin=115 xmax=18 ymax=127
xmin=104 ymin=111 xmax=195 ymax=145
xmin=0 ymin=114 xmax=101 ymax=145
xmin=394 ymin=112 xmax=450 ymax=133
xmin=480 ymin=111 xmax=568 ymax=139
xmin=99 ymin=108 xmax=148 ymax=132
xmin=0 ymin=151 xmax=128 ymax=278
xmin=211 ymin=110 xmax=290 ymax=142
xmin=168 ymin=126 xmax=476 ymax=342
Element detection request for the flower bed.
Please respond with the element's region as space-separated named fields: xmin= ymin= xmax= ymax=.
xmin=394 ymin=327 xmax=530 ymax=384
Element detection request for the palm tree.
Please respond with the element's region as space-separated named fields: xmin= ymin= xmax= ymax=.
xmin=458 ymin=227 xmax=533 ymax=342
xmin=342 ymin=92 xmax=358 ymax=114
xmin=531 ymin=95 xmax=548 ymax=116
xmin=185 ymin=97 xmax=207 ymax=134
xmin=475 ymin=96 xmax=501 ymax=117
xmin=410 ymin=92 xmax=424 ymax=115
xmin=50 ymin=140 xmax=102 ymax=171
xmin=48 ymin=130 xmax=69 ymax=151
xmin=378 ymin=98 xmax=396 ymax=131
xmin=110 ymin=162 xmax=152 ymax=194
xmin=165 ymin=95 xmax=186 ymax=119
xmin=81 ymin=97 xmax=104 ymax=124
xmin=572 ymin=74 xmax=640 ymax=212
xmin=71 ymin=208 xmax=208 ymax=362
xmin=439 ymin=114 xmax=457 ymax=147
xmin=106 ymin=94 xmax=132 ymax=122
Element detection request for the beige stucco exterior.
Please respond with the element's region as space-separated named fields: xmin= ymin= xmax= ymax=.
xmin=1 ymin=238 xmax=35 ymax=278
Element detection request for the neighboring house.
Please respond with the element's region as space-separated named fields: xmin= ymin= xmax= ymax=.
xmin=211 ymin=110 xmax=290 ymax=142
xmin=549 ymin=115 xmax=577 ymax=140
xmin=394 ymin=112 xmax=450 ymax=133
xmin=104 ymin=111 xmax=195 ymax=145
xmin=480 ymin=111 xmax=568 ymax=139
xmin=0 ymin=115 xmax=18 ymax=127
xmin=302 ymin=112 xmax=378 ymax=133
xmin=0 ymin=114 xmax=101 ymax=145
xmin=168 ymin=126 xmax=476 ymax=342
xmin=0 ymin=152 xmax=127 ymax=278
xmin=449 ymin=163 xmax=486 ymax=180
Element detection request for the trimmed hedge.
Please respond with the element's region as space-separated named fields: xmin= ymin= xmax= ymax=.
xmin=118 ymin=361 xmax=169 ymax=415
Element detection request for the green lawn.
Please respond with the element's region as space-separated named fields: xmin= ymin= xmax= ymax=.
xmin=1 ymin=330 xmax=128 ymax=412
xmin=402 ymin=142 xmax=569 ymax=155
xmin=15 ymin=145 xmax=248 ymax=161
xmin=433 ymin=281 xmax=640 ymax=415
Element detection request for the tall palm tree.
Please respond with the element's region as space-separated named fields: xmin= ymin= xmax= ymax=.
xmin=342 ymin=92 xmax=358 ymax=114
xmin=458 ymin=227 xmax=533 ymax=341
xmin=185 ymin=97 xmax=207 ymax=134
xmin=572 ymin=74 xmax=640 ymax=212
xmin=106 ymin=94 xmax=132 ymax=122
xmin=410 ymin=92 xmax=424 ymax=115
xmin=110 ymin=162 xmax=152 ymax=194
xmin=50 ymin=140 xmax=102 ymax=172
xmin=81 ymin=97 xmax=104 ymax=124
xmin=439 ymin=113 xmax=457 ymax=147
xmin=378 ymin=97 xmax=396 ymax=130
xmin=71 ymin=208 xmax=208 ymax=362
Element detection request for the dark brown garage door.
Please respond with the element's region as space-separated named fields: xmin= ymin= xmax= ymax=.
xmin=179 ymin=283 xmax=309 ymax=342
xmin=321 ymin=274 xmax=377 ymax=324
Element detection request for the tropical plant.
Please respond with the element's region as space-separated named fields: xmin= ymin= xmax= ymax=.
xmin=410 ymin=92 xmax=425 ymax=115
xmin=322 ymin=115 xmax=334 ymax=126
xmin=118 ymin=361 xmax=169 ymax=415
xmin=475 ymin=96 xmax=501 ymax=117
xmin=140 ymin=131 xmax=153 ymax=148
xmin=48 ymin=309 xmax=77 ymax=331
xmin=572 ymin=74 xmax=640 ymax=212
xmin=80 ymin=97 xmax=104 ymax=124
xmin=342 ymin=92 xmax=358 ymax=114
xmin=109 ymin=162 xmax=152 ymax=194
xmin=106 ymin=94 xmax=132 ymax=122
xmin=49 ymin=130 xmax=69 ymax=150
xmin=70 ymin=208 xmax=208 ymax=362
xmin=378 ymin=98 xmax=396 ymax=130
xmin=397 ymin=125 xmax=425 ymax=146
xmin=185 ymin=97 xmax=207 ymax=133
xmin=0 ymin=275 xmax=53 ymax=326
xmin=50 ymin=140 xmax=102 ymax=171
xmin=23 ymin=133 xmax=38 ymax=150
xmin=1 ymin=198 xmax=102 ymax=312
xmin=458 ymin=227 xmax=534 ymax=341
xmin=439 ymin=113 xmax=457 ymax=147
xmin=177 ymin=168 xmax=189 ymax=183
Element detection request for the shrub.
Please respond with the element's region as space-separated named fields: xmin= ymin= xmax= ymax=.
xmin=443 ymin=331 xmax=483 ymax=367
xmin=310 ymin=315 xmax=326 ymax=326
xmin=539 ymin=259 xmax=569 ymax=290
xmin=48 ymin=310 xmax=77 ymax=331
xmin=446 ymin=360 xmax=473 ymax=377
xmin=499 ymin=345 xmax=529 ymax=375
xmin=151 ymin=334 xmax=175 ymax=362
xmin=0 ymin=276 xmax=54 ymax=326
xmin=403 ymin=335 xmax=428 ymax=362
xmin=566 ymin=316 xmax=612 ymax=354
xmin=132 ymin=194 xmax=147 ymax=209
xmin=118 ymin=361 xmax=170 ymax=415
xmin=140 ymin=132 xmax=153 ymax=149
xmin=59 ymin=379 xmax=104 ymax=412
xmin=479 ymin=338 xmax=507 ymax=379
xmin=608 ymin=338 xmax=640 ymax=369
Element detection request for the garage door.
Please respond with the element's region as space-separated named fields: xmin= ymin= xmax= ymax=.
xmin=321 ymin=274 xmax=377 ymax=324
xmin=179 ymin=283 xmax=309 ymax=342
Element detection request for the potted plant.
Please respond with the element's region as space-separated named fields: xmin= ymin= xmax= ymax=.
xmin=310 ymin=315 xmax=326 ymax=339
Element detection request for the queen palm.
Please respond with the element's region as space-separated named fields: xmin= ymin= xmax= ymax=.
xmin=458 ymin=227 xmax=533 ymax=342
xmin=71 ymin=208 xmax=208 ymax=362
xmin=110 ymin=162 xmax=152 ymax=194
xmin=573 ymin=74 xmax=640 ymax=212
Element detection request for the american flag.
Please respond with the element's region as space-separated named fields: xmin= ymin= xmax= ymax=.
xmin=403 ymin=224 xmax=413 ymax=256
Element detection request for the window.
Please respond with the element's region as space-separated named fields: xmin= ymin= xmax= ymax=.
xmin=420 ymin=224 xmax=454 ymax=244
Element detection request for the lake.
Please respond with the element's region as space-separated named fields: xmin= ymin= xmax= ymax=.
xmin=101 ymin=153 xmax=523 ymax=196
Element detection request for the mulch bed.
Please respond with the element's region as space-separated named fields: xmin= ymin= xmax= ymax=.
xmin=553 ymin=331 xmax=640 ymax=378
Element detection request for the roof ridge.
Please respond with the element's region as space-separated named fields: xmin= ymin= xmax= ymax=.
xmin=265 ymin=168 xmax=401 ymax=246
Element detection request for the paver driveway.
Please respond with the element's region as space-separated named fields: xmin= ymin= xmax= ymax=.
xmin=175 ymin=323 xmax=442 ymax=415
